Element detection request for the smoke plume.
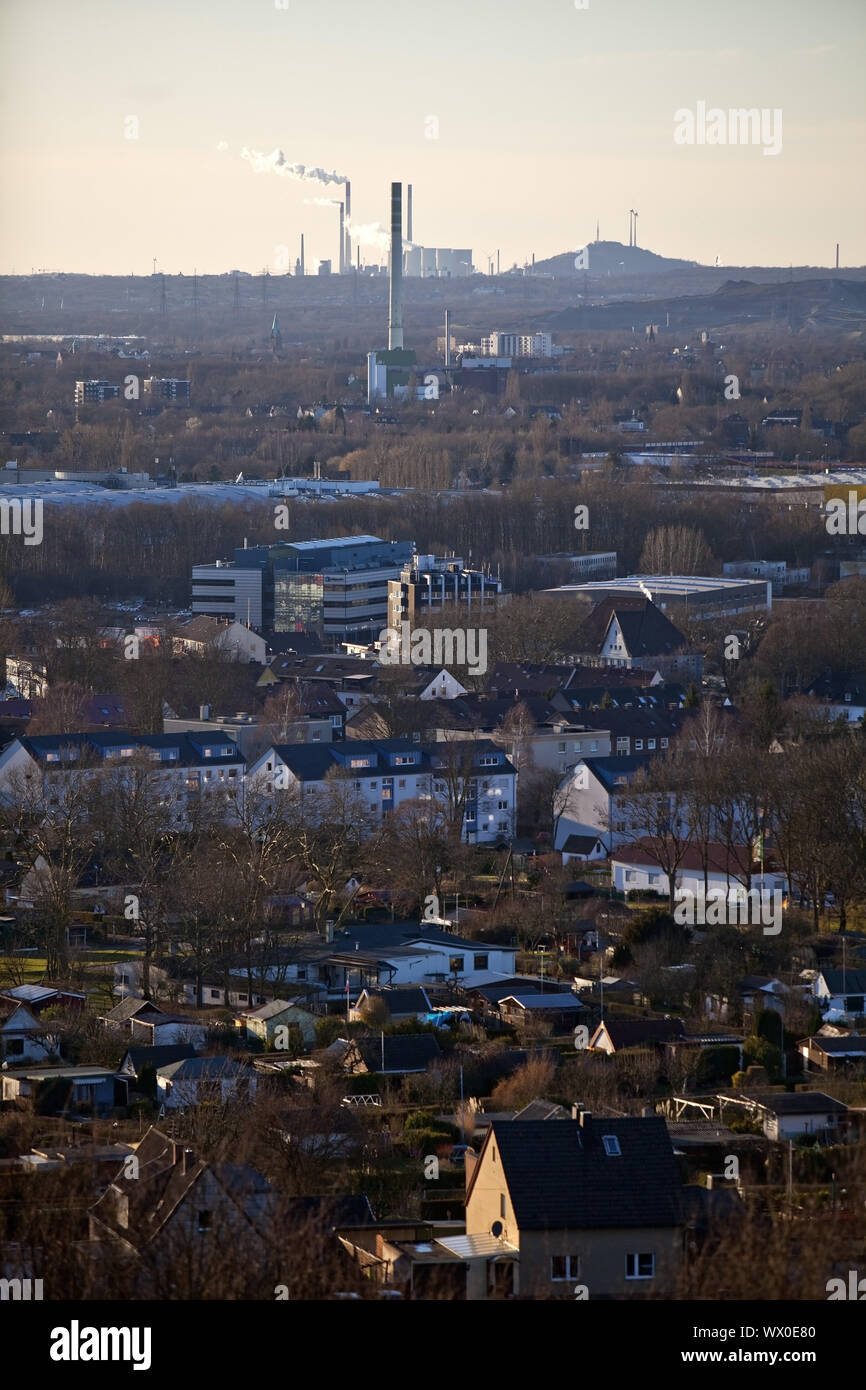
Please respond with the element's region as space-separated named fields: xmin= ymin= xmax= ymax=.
xmin=241 ymin=147 xmax=348 ymax=188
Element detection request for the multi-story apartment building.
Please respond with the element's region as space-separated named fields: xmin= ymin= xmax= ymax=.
xmin=73 ymin=380 xmax=120 ymax=406
xmin=192 ymin=536 xmax=413 ymax=639
xmin=0 ymin=732 xmax=244 ymax=828
xmin=143 ymin=377 xmax=191 ymax=403
xmin=248 ymin=738 xmax=516 ymax=844
xmin=387 ymin=553 xmax=502 ymax=627
xmin=480 ymin=331 xmax=552 ymax=358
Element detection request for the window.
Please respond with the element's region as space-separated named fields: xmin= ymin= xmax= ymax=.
xmin=635 ymin=739 xmax=644 ymax=751
xmin=473 ymin=954 xmax=489 ymax=970
xmin=210 ymin=989 xmax=220 ymax=1000
xmin=647 ymin=739 xmax=656 ymax=750
xmin=480 ymin=755 xmax=498 ymax=767
xmin=602 ymin=1135 xmax=622 ymax=1156
xmin=551 ymin=1255 xmax=581 ymax=1281
xmin=398 ymin=779 xmax=406 ymax=789
xmin=449 ymin=956 xmax=465 ymax=973
xmin=197 ymin=1211 xmax=212 ymax=1232
xmin=625 ymin=1252 xmax=654 ymax=1279
xmin=296 ymin=967 xmax=307 ymax=980
xmin=558 ymin=742 xmax=566 ymax=752
xmin=500 ymin=1193 xmax=506 ymax=1219
xmin=590 ymin=740 xmax=598 ymax=752
xmin=660 ymin=737 xmax=669 ymax=749
xmin=7 ymin=1038 xmax=24 ymax=1056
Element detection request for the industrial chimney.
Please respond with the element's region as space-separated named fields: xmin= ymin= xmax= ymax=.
xmin=407 ymin=183 xmax=413 ymax=243
xmin=388 ymin=180 xmax=403 ymax=349
xmin=339 ymin=202 xmax=345 ymax=274
xmin=444 ymin=308 xmax=451 ymax=368
xmin=300 ymin=233 xmax=305 ymax=277
xmin=344 ymin=181 xmax=352 ymax=271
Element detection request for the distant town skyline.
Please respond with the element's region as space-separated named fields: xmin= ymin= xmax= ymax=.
xmin=1 ymin=0 xmax=864 ymax=275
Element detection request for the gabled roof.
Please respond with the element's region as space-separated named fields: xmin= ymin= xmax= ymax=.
xmin=156 ymin=1056 xmax=247 ymax=1080
xmin=801 ymin=1035 xmax=866 ymax=1056
xmin=749 ymin=1091 xmax=847 ymax=1116
xmin=818 ymin=969 xmax=866 ymax=995
xmin=357 ymin=986 xmax=433 ymax=1015
xmin=350 ymin=1033 xmax=441 ymax=1074
xmin=483 ymin=1116 xmax=681 ymax=1230
xmin=578 ymin=598 xmax=689 ymax=660
xmin=119 ymin=1044 xmax=196 ymax=1074
xmin=593 ymin=1018 xmax=686 ymax=1049
xmin=282 ymin=1194 xmax=375 ymax=1228
xmin=512 ymin=1098 xmax=569 ymax=1121
xmin=101 ymin=997 xmax=166 ymax=1025
xmin=577 ymin=755 xmax=652 ymax=792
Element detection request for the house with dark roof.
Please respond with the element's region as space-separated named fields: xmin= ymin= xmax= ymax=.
xmin=0 ymin=731 xmax=244 ymax=829
xmin=813 ymin=969 xmax=866 ymax=1021
xmin=343 ymin=1033 xmax=442 ymax=1076
xmin=719 ymin=1090 xmax=848 ymax=1142
xmin=497 ymin=993 xmax=588 ymax=1033
xmin=798 ymin=1033 xmax=866 ymax=1073
xmin=464 ymin=1113 xmax=684 ymax=1297
xmin=589 ymin=1018 xmax=687 ymax=1054
xmin=574 ymin=598 xmax=702 ymax=682
xmin=118 ymin=1044 xmax=196 ymax=1084
xmin=351 ymin=986 xmax=433 ymax=1022
xmin=155 ymin=1055 xmax=255 ymax=1109
xmin=0 ymin=998 xmax=58 ymax=1065
xmin=553 ymin=754 xmax=656 ymax=852
xmin=88 ymin=1126 xmax=276 ymax=1284
xmin=247 ymin=738 xmax=516 ymax=845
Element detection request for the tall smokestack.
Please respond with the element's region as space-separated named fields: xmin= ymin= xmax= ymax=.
xmin=300 ymin=233 xmax=305 ymax=277
xmin=388 ymin=180 xmax=403 ymax=350
xmin=339 ymin=202 xmax=345 ymax=274
xmin=444 ymin=308 xmax=451 ymax=368
xmin=835 ymin=243 xmax=840 ymax=270
xmin=345 ymin=181 xmax=352 ymax=272
xmin=407 ymin=184 xmax=413 ymax=244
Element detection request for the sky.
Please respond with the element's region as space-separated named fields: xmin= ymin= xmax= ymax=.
xmin=1 ymin=0 xmax=864 ymax=275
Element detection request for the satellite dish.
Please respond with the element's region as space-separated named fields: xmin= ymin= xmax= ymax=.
xmin=490 ymin=1220 xmax=503 ymax=1238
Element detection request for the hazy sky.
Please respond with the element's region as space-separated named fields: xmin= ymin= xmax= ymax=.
xmin=1 ymin=0 xmax=864 ymax=275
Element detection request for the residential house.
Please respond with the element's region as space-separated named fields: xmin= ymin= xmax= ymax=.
xmin=117 ymin=1044 xmax=196 ymax=1087
xmin=0 ymin=1063 xmax=120 ymax=1112
xmin=0 ymin=731 xmax=244 ymax=829
xmin=88 ymin=1126 xmax=276 ymax=1279
xmin=496 ymin=994 xmax=588 ymax=1033
xmin=706 ymin=976 xmax=792 ymax=1026
xmin=343 ymin=1034 xmax=442 ymax=1077
xmin=611 ymin=841 xmax=788 ymax=903
xmin=241 ymin=998 xmax=318 ymax=1050
xmin=560 ymin=834 xmax=607 ymax=866
xmin=798 ymin=1034 xmax=866 ymax=1073
xmin=0 ymin=984 xmax=85 ymax=1015
xmin=720 ymin=1091 xmax=848 ymax=1142
xmin=155 ymin=1056 xmax=256 ymax=1109
xmin=351 ymin=986 xmax=434 ymax=1023
xmin=463 ymin=1113 xmax=684 ymax=1298
xmin=173 ymin=617 xmax=268 ymax=663
xmin=0 ymin=999 xmax=58 ymax=1065
xmin=573 ymin=598 xmax=703 ymax=682
xmin=248 ymin=738 xmax=517 ymax=845
xmin=589 ymin=1018 xmax=687 ymax=1054
xmin=553 ymin=755 xmax=653 ymax=852
xmin=813 ymin=969 xmax=866 ymax=1022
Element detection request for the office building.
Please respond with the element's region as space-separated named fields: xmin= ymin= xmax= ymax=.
xmin=387 ymin=553 xmax=502 ymax=627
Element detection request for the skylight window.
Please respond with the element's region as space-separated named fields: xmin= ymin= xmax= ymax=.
xmin=602 ymin=1135 xmax=622 ymax=1156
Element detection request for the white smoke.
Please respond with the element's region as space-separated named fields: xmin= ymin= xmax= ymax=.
xmin=240 ymin=147 xmax=348 ymax=187
xmin=216 ymin=140 xmax=229 ymax=153
xmin=304 ymin=196 xmax=343 ymax=207
xmin=346 ymin=219 xmax=389 ymax=253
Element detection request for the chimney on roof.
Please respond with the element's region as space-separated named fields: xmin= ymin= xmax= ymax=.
xmin=181 ymin=1147 xmax=194 ymax=1176
xmin=578 ymin=1108 xmax=591 ymax=1127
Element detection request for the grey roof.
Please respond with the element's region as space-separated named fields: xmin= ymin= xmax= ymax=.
xmin=358 ymin=987 xmax=432 ymax=1015
xmin=512 ymin=1099 xmax=569 ymax=1121
xmin=157 ymin=1056 xmax=248 ymax=1081
xmin=579 ymin=755 xmax=652 ymax=792
xmin=120 ymin=1044 xmax=196 ymax=1074
xmin=499 ymin=993 xmax=587 ymax=1011
xmin=488 ymin=1117 xmax=681 ymax=1230
xmin=803 ymin=1035 xmax=866 ymax=1055
xmin=751 ymin=1091 xmax=848 ymax=1116
xmin=351 ymin=1033 xmax=441 ymax=1074
xmin=819 ymin=969 xmax=866 ymax=995
xmin=101 ymin=997 xmax=165 ymax=1024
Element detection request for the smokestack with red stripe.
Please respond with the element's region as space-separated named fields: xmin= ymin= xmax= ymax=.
xmin=388 ymin=180 xmax=403 ymax=349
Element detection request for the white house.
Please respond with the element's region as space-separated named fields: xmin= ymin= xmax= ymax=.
xmin=554 ymin=755 xmax=653 ymax=852
xmin=813 ymin=969 xmax=866 ymax=1021
xmin=418 ymin=669 xmax=469 ymax=701
xmin=155 ymin=1056 xmax=256 ymax=1109
xmin=248 ymin=738 xmax=516 ymax=845
xmin=0 ymin=1001 xmax=58 ymax=1065
xmin=610 ymin=841 xmax=788 ymax=901
xmin=0 ymin=731 xmax=244 ymax=829
xmin=747 ymin=1092 xmax=848 ymax=1142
